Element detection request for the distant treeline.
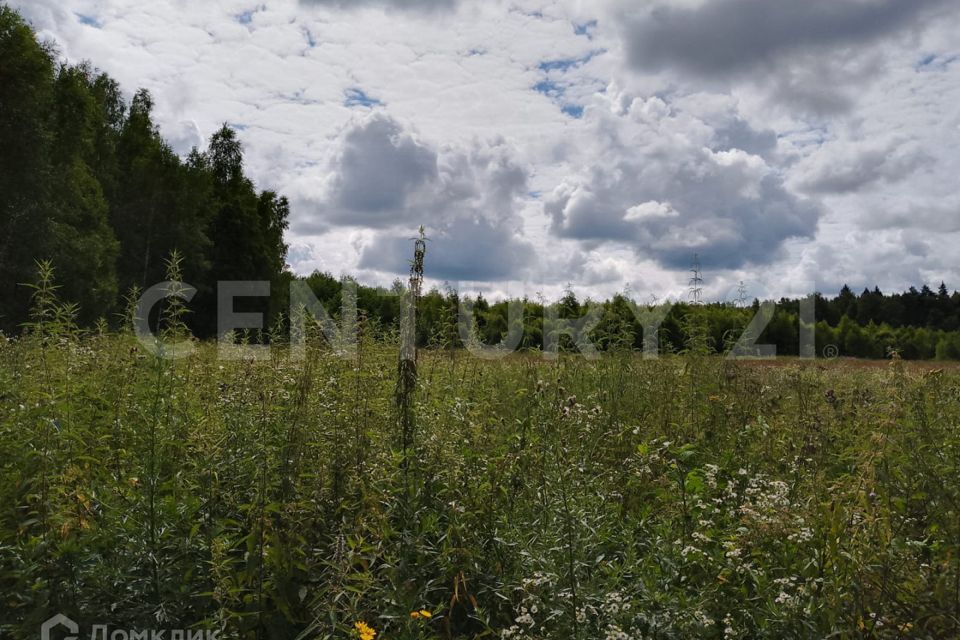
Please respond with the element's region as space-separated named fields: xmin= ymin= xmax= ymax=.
xmin=0 ymin=6 xmax=289 ymax=336
xmin=2 ymin=6 xmax=960 ymax=360
xmin=300 ymin=271 xmax=960 ymax=361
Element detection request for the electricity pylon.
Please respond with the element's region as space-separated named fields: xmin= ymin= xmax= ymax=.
xmin=688 ymin=254 xmax=703 ymax=305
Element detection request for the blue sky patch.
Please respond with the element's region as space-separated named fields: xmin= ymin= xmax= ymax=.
xmin=533 ymin=79 xmax=564 ymax=99
xmin=534 ymin=50 xmax=604 ymax=117
xmin=574 ymin=20 xmax=597 ymax=38
xmin=538 ymin=50 xmax=603 ymax=73
xmin=235 ymin=5 xmax=265 ymax=26
xmin=75 ymin=13 xmax=102 ymax=28
xmin=344 ymin=88 xmax=384 ymax=109
xmin=915 ymin=53 xmax=958 ymax=72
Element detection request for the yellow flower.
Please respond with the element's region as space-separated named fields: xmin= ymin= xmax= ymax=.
xmin=354 ymin=621 xmax=376 ymax=640
xmin=410 ymin=611 xmax=420 ymax=619
xmin=419 ymin=610 xmax=432 ymax=619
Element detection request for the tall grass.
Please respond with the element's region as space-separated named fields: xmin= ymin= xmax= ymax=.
xmin=1 ymin=263 xmax=960 ymax=638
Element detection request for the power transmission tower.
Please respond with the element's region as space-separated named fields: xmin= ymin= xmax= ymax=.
xmin=688 ymin=254 xmax=703 ymax=304
xmin=736 ymin=281 xmax=748 ymax=307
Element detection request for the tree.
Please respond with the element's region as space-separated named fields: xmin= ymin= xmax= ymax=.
xmin=46 ymin=63 xmax=119 ymax=322
xmin=46 ymin=158 xmax=119 ymax=321
xmin=857 ymin=287 xmax=883 ymax=326
xmin=936 ymin=334 xmax=960 ymax=361
xmin=843 ymin=321 xmax=873 ymax=358
xmin=0 ymin=7 xmax=297 ymax=333
xmin=0 ymin=7 xmax=55 ymax=330
xmin=835 ymin=285 xmax=857 ymax=320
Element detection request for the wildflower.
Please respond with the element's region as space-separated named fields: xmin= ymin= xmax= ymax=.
xmin=76 ymin=492 xmax=92 ymax=510
xmin=410 ymin=609 xmax=432 ymax=620
xmin=515 ymin=612 xmax=535 ymax=626
xmin=723 ymin=614 xmax=736 ymax=639
xmin=354 ymin=621 xmax=376 ymax=640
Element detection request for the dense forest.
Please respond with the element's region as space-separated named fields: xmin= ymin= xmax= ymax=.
xmin=2 ymin=5 xmax=960 ymax=360
xmin=299 ymin=272 xmax=960 ymax=361
xmin=0 ymin=6 xmax=289 ymax=337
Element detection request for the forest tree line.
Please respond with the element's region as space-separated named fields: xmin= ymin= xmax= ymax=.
xmin=300 ymin=272 xmax=960 ymax=361
xmin=2 ymin=5 xmax=959 ymax=360
xmin=0 ymin=6 xmax=289 ymax=337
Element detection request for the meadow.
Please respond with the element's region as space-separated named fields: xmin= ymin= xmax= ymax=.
xmin=2 ymin=277 xmax=960 ymax=640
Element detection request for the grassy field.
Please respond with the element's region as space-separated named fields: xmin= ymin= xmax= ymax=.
xmin=2 ymin=302 xmax=960 ymax=639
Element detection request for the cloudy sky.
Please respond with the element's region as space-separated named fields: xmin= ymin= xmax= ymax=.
xmin=15 ymin=0 xmax=960 ymax=302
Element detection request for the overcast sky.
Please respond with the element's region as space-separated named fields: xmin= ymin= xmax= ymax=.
xmin=15 ymin=0 xmax=960 ymax=302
